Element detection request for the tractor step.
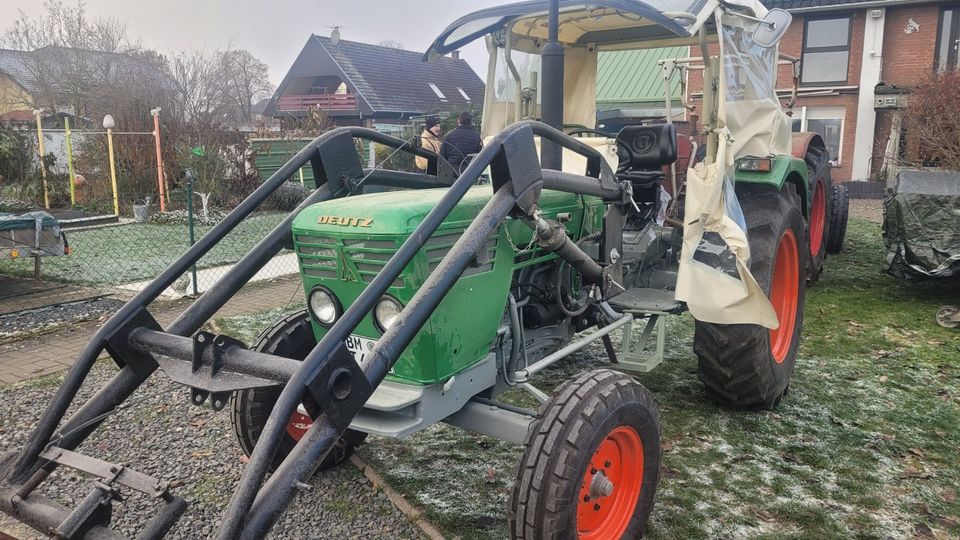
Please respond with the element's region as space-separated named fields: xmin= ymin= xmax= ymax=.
xmin=609 ymin=287 xmax=683 ymax=314
xmin=607 ymin=288 xmax=682 ymax=374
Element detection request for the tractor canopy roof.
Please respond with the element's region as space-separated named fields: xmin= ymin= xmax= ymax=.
xmin=424 ymin=0 xmax=769 ymax=58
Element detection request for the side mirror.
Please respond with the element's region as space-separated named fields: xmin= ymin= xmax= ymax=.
xmin=753 ymin=9 xmax=792 ymax=48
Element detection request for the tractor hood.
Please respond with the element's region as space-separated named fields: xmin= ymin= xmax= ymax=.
xmin=292 ymin=186 xmax=581 ymax=236
xmin=424 ymin=0 xmax=769 ymax=58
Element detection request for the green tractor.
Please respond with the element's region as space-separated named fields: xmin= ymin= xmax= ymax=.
xmin=0 ymin=1 xmax=847 ymax=539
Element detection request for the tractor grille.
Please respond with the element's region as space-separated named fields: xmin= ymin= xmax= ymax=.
xmin=343 ymin=238 xmax=404 ymax=287
xmin=295 ymin=234 xmax=338 ymax=280
xmin=295 ymin=228 xmax=499 ymax=287
xmin=424 ymin=229 xmax=498 ymax=277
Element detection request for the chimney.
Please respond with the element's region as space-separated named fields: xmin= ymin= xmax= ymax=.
xmin=451 ymin=50 xmax=460 ymax=60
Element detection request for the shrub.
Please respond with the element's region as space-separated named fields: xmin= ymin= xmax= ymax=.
xmin=264 ymin=181 xmax=311 ymax=212
xmin=903 ymin=71 xmax=960 ymax=170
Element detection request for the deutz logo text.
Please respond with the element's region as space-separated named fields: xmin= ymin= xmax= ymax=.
xmin=317 ymin=216 xmax=373 ymax=227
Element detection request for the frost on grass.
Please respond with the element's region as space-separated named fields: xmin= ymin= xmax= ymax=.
xmin=168 ymin=220 xmax=960 ymax=539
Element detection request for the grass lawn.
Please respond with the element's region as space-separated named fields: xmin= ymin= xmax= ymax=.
xmin=0 ymin=213 xmax=287 ymax=285
xmin=214 ymin=218 xmax=960 ymax=539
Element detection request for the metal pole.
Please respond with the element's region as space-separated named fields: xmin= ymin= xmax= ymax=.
xmin=186 ymin=170 xmax=198 ymax=296
xmin=152 ymin=108 xmax=167 ymax=213
xmin=540 ymin=0 xmax=564 ymax=170
xmin=64 ymin=117 xmax=76 ymax=207
xmin=106 ymin=128 xmax=119 ymax=216
xmin=34 ymin=111 xmax=50 ymax=208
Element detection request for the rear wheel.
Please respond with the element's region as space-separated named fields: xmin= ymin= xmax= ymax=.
xmin=230 ymin=310 xmax=367 ymax=472
xmin=800 ymin=142 xmax=835 ymax=282
xmin=826 ymin=184 xmax=849 ymax=254
xmin=509 ymin=369 xmax=661 ymax=539
xmin=693 ymin=183 xmax=807 ymax=409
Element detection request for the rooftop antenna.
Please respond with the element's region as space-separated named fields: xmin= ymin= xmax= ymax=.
xmin=327 ymin=25 xmax=346 ymax=46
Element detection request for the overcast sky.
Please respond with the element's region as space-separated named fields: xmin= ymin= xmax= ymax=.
xmin=0 ymin=0 xmax=514 ymax=86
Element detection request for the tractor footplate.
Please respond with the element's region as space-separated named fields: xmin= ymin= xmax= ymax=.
xmin=609 ymin=288 xmax=684 ymax=373
xmin=608 ymin=287 xmax=684 ymax=314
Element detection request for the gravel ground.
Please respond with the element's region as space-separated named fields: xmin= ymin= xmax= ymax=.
xmin=849 ymin=198 xmax=883 ymax=224
xmin=0 ymin=362 xmax=424 ymax=539
xmin=0 ymin=298 xmax=125 ymax=342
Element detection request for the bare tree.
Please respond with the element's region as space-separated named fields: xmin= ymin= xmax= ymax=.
xmin=4 ymin=0 xmax=141 ymax=118
xmin=902 ymin=71 xmax=960 ymax=171
xmin=168 ymin=49 xmax=233 ymax=134
xmin=219 ymin=49 xmax=274 ymax=125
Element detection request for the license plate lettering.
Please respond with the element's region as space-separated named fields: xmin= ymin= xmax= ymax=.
xmin=343 ymin=335 xmax=380 ymax=369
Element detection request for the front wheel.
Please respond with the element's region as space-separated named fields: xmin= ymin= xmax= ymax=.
xmin=509 ymin=369 xmax=661 ymax=539
xmin=694 ymin=183 xmax=807 ymax=409
xmin=230 ymin=310 xmax=367 ymax=472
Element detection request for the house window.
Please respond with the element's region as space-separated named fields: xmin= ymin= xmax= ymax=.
xmin=936 ymin=7 xmax=959 ymax=72
xmin=428 ymin=83 xmax=447 ymax=101
xmin=456 ymin=87 xmax=471 ymax=101
xmin=800 ymin=15 xmax=852 ymax=85
xmin=791 ymin=107 xmax=845 ymax=166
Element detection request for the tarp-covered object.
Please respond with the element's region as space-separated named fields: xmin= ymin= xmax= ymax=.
xmin=883 ymin=170 xmax=960 ymax=280
xmin=0 ymin=211 xmax=67 ymax=259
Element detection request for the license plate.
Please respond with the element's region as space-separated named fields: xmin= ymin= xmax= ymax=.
xmin=343 ymin=334 xmax=377 ymax=367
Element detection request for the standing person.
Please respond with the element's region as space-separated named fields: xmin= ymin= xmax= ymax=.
xmin=415 ymin=116 xmax=442 ymax=172
xmin=441 ymin=111 xmax=482 ymax=175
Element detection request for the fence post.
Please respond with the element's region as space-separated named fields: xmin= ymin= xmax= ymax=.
xmin=186 ymin=170 xmax=199 ymax=296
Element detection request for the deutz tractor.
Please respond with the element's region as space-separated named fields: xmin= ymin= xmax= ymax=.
xmin=0 ymin=1 xmax=848 ymax=539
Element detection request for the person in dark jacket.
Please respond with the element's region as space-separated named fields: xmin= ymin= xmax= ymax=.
xmin=440 ymin=111 xmax=482 ymax=175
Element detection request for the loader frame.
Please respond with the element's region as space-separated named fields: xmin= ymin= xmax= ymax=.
xmin=0 ymin=121 xmax=627 ymax=540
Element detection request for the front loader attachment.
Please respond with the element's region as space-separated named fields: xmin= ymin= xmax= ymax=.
xmin=0 ymin=121 xmax=625 ymax=539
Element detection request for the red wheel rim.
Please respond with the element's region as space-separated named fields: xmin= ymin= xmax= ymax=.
xmin=577 ymin=426 xmax=645 ymax=539
xmin=769 ymin=229 xmax=800 ymax=364
xmin=809 ymin=181 xmax=826 ymax=257
xmin=285 ymin=406 xmax=313 ymax=441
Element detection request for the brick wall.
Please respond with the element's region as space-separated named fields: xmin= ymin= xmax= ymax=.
xmin=881 ymin=6 xmax=940 ymax=86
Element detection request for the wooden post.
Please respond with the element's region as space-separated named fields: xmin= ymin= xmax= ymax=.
xmin=152 ymin=108 xmax=167 ymax=212
xmin=64 ymin=116 xmax=77 ymax=207
xmin=34 ymin=110 xmax=50 ymax=208
xmin=106 ymin=127 xmax=119 ymax=216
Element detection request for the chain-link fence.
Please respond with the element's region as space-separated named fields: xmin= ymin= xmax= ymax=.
xmin=0 ymin=179 xmax=306 ymax=297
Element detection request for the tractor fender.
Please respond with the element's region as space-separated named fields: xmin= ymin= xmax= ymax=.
xmin=734 ymin=156 xmax=811 ymax=218
xmin=791 ymin=132 xmax=827 ymax=161
xmin=791 ymin=131 xmax=831 ymax=219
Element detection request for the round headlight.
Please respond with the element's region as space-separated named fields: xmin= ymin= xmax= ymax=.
xmin=308 ymin=287 xmax=339 ymax=325
xmin=374 ymin=296 xmax=404 ymax=333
